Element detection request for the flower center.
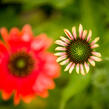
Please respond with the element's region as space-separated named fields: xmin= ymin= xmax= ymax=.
xmin=75 ymin=47 xmax=84 ymax=56
xmin=66 ymin=38 xmax=92 ymax=64
xmin=16 ymin=59 xmax=26 ymax=68
xmin=8 ymin=51 xmax=35 ymax=77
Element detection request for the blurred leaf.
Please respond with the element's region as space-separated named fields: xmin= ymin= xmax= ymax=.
xmin=3 ymin=0 xmax=74 ymax=9
xmin=0 ymin=8 xmax=20 ymax=28
xmin=60 ymin=72 xmax=91 ymax=109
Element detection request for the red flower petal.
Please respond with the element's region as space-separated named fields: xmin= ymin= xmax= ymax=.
xmin=9 ymin=28 xmax=20 ymax=38
xmin=0 ymin=24 xmax=61 ymax=105
xmin=0 ymin=41 xmax=9 ymax=55
xmin=37 ymin=52 xmax=61 ymax=78
xmin=1 ymin=91 xmax=12 ymax=100
xmin=33 ymin=74 xmax=55 ymax=93
xmin=44 ymin=53 xmax=61 ymax=78
xmin=14 ymin=92 xmax=20 ymax=105
xmin=31 ymin=34 xmax=52 ymax=52
xmin=0 ymin=28 xmax=8 ymax=42
xmin=21 ymin=24 xmax=33 ymax=42
xmin=22 ymin=95 xmax=34 ymax=104
xmin=38 ymin=90 xmax=48 ymax=98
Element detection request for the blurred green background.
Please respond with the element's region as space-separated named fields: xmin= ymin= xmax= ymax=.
xmin=0 ymin=0 xmax=109 ymax=109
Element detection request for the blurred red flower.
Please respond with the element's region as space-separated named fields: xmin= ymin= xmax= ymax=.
xmin=0 ymin=25 xmax=60 ymax=105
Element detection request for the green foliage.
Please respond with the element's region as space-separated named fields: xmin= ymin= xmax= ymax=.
xmin=60 ymin=72 xmax=91 ymax=109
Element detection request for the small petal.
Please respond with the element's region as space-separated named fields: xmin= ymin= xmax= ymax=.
xmin=33 ymin=75 xmax=55 ymax=92
xmin=38 ymin=90 xmax=48 ymax=98
xmin=31 ymin=34 xmax=52 ymax=51
xmin=22 ymin=96 xmax=33 ymax=104
xmin=0 ymin=28 xmax=8 ymax=41
xmin=91 ymin=37 xmax=100 ymax=45
xmin=9 ymin=28 xmax=20 ymax=37
xmin=56 ymin=55 xmax=67 ymax=62
xmin=76 ymin=64 xmax=80 ymax=74
xmin=22 ymin=24 xmax=33 ymax=35
xmin=64 ymin=62 xmax=72 ymax=71
xmin=84 ymin=62 xmax=89 ymax=73
xmin=90 ymin=56 xmax=102 ymax=62
xmin=55 ymin=47 xmax=66 ymax=51
xmin=60 ymin=36 xmax=70 ymax=43
xmin=1 ymin=91 xmax=12 ymax=100
xmin=22 ymin=34 xmax=31 ymax=42
xmin=54 ymin=52 xmax=66 ymax=56
xmin=44 ymin=53 xmax=61 ymax=78
xmin=72 ymin=26 xmax=77 ymax=39
xmin=92 ymin=52 xmax=101 ymax=57
xmin=64 ymin=29 xmax=73 ymax=40
xmin=55 ymin=40 xmax=67 ymax=46
xmin=79 ymin=24 xmax=83 ymax=38
xmin=60 ymin=59 xmax=69 ymax=65
xmin=80 ymin=64 xmax=85 ymax=75
xmin=0 ymin=41 xmax=8 ymax=54
xmin=21 ymin=24 xmax=33 ymax=42
xmin=82 ymin=30 xmax=87 ymax=39
xmin=87 ymin=30 xmax=92 ymax=41
xmin=69 ymin=63 xmax=75 ymax=74
xmin=14 ymin=93 xmax=20 ymax=105
xmin=88 ymin=59 xmax=95 ymax=66
xmin=91 ymin=44 xmax=99 ymax=48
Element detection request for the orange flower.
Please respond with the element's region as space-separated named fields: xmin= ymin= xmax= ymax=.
xmin=0 ymin=24 xmax=60 ymax=105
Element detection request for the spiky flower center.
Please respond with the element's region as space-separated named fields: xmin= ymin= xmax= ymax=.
xmin=8 ymin=51 xmax=35 ymax=77
xmin=66 ymin=38 xmax=92 ymax=64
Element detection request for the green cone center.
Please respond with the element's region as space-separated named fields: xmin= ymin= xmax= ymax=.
xmin=74 ymin=46 xmax=84 ymax=56
xmin=66 ymin=38 xmax=92 ymax=64
xmin=16 ymin=59 xmax=26 ymax=68
xmin=8 ymin=51 xmax=35 ymax=77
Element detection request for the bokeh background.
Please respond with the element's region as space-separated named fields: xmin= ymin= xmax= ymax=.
xmin=0 ymin=0 xmax=109 ymax=109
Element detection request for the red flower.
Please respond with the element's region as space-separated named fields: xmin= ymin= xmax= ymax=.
xmin=0 ymin=25 xmax=60 ymax=105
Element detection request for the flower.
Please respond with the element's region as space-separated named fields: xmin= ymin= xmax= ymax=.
xmin=55 ymin=24 xmax=102 ymax=75
xmin=0 ymin=24 xmax=60 ymax=105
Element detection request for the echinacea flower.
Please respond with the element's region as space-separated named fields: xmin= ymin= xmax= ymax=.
xmin=0 ymin=25 xmax=60 ymax=105
xmin=55 ymin=24 xmax=102 ymax=75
